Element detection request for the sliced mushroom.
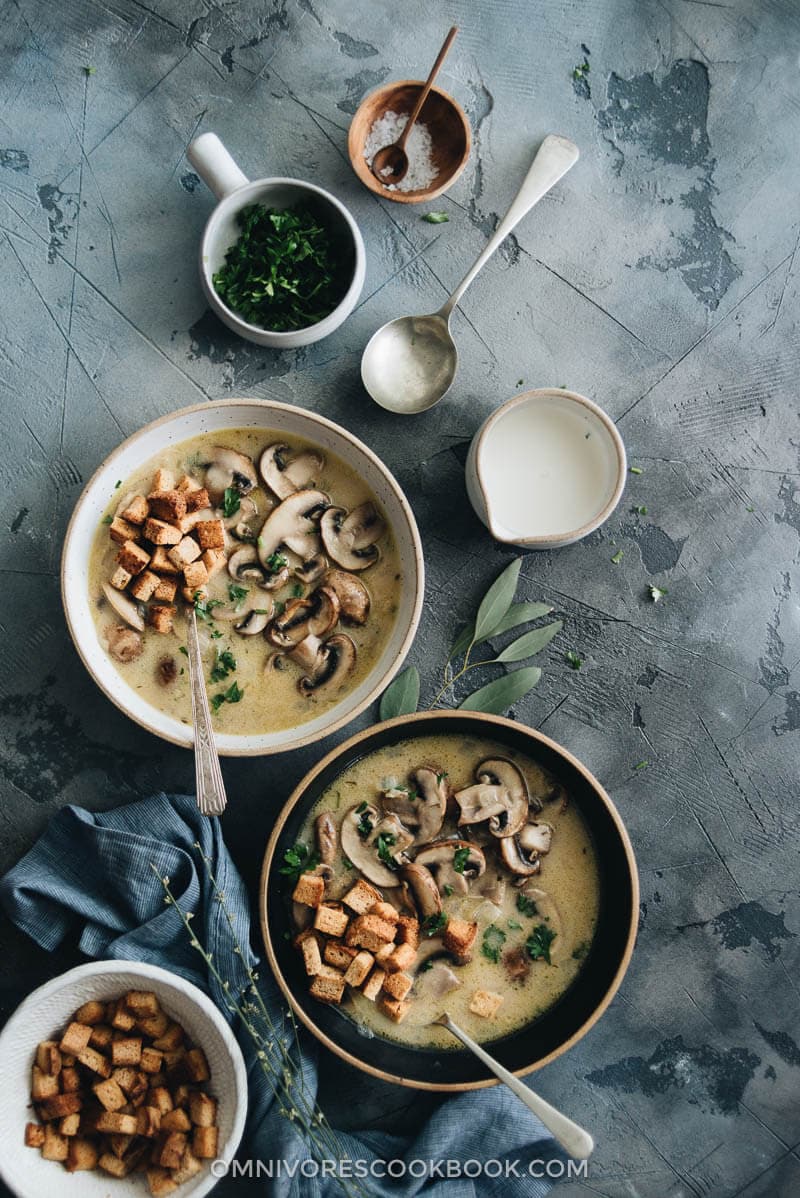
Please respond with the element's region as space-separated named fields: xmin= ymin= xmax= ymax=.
xmin=315 ymin=812 xmax=338 ymax=866
xmin=475 ymin=758 xmax=530 ymax=838
xmin=107 ymin=624 xmax=143 ymax=662
xmin=267 ymin=588 xmax=340 ymax=648
xmin=518 ymin=821 xmax=554 ymax=856
xmin=515 ymin=884 xmax=563 ymax=957
xmin=287 ymin=634 xmax=326 ymax=675
xmin=503 ymin=946 xmax=531 ymax=984
xmin=412 ymin=766 xmax=449 ymax=843
xmin=499 ymin=834 xmax=541 ymax=876
xmin=256 ymin=489 xmax=329 ymax=569
xmin=340 ymin=804 xmax=401 ymax=887
xmin=203 ymin=446 xmax=258 ymax=502
xmin=414 ymin=840 xmax=486 ymax=897
xmin=297 ymin=634 xmax=356 ymax=698
xmin=453 ymin=782 xmax=509 ymax=827
xmin=400 ymin=862 xmax=441 ymax=919
xmin=416 ymin=961 xmax=463 ymax=1000
xmin=234 ymin=608 xmax=270 ymax=636
xmin=295 ymin=554 xmax=328 ymax=585
xmin=259 ymin=443 xmax=325 ymax=500
xmin=228 ymin=544 xmax=288 ymax=591
xmin=320 ymin=502 xmax=385 ymax=571
xmin=480 ymin=875 xmax=507 ymax=906
xmin=102 ymin=582 xmax=145 ymax=632
xmin=322 ymin=569 xmax=371 ymax=625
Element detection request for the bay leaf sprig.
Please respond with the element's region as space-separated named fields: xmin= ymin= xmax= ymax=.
xmin=379 ymin=558 xmax=562 ymax=718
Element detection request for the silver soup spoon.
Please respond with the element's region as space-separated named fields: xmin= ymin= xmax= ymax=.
xmin=434 ymin=1012 xmax=594 ymax=1160
xmin=361 ymin=134 xmax=579 ymax=415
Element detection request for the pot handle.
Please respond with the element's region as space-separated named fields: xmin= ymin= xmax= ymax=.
xmin=188 ymin=133 xmax=249 ymax=200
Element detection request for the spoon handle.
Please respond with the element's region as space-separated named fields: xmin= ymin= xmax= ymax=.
xmin=399 ymin=26 xmax=458 ymax=150
xmin=438 ymin=1014 xmax=594 ymax=1160
xmin=438 ymin=134 xmax=579 ymax=319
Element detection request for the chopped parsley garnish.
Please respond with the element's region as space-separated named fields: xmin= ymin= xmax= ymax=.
xmin=355 ymin=800 xmax=368 ymax=813
xmin=442 ymin=884 xmax=454 ymax=897
xmin=376 ymin=832 xmax=398 ymax=869
xmin=101 ymin=514 xmax=113 ymax=524
xmin=422 ymin=912 xmax=448 ymax=937
xmin=228 ymin=582 xmax=249 ymax=608
xmin=179 ymin=646 xmax=188 ymax=657
xmin=573 ymin=59 xmax=590 ymax=80
xmin=507 ymin=919 xmax=522 ymax=931
xmin=516 ymin=893 xmax=539 ymax=918
xmin=292 ymin=582 xmax=304 ymax=598
xmin=279 ymin=842 xmax=319 ymax=883
xmin=210 ymin=680 xmax=244 ymax=712
xmin=114 ymin=479 xmax=121 ymax=488
xmin=436 ymin=771 xmax=448 ymax=784
xmin=565 ymin=650 xmax=582 ymax=670
xmin=194 ymin=594 xmax=224 ymax=622
xmin=357 ymin=811 xmax=374 ymax=839
xmin=212 ymin=203 xmax=352 ymax=332
xmin=633 ymin=504 xmax=647 ymax=515
xmin=210 ymin=648 xmax=237 ymax=683
xmin=572 ymin=941 xmax=588 ymax=961
xmin=481 ymin=924 xmax=507 ymax=964
xmin=342 ymin=857 xmax=354 ymax=870
xmin=210 ymin=629 xmax=222 ymax=639
xmin=419 ymin=958 xmax=434 ymax=973
xmin=526 ymin=923 xmax=557 ymax=964
xmin=221 ymin=487 xmax=241 ymax=518
xmin=452 ymin=846 xmax=471 ymax=875
xmin=266 ymin=551 xmax=288 ymax=573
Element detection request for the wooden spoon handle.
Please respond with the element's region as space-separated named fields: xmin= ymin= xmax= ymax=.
xmin=398 ymin=26 xmax=458 ymax=149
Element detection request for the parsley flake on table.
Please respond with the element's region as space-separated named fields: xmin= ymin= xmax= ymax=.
xmin=611 ymin=549 xmax=624 ymax=564
xmin=422 ymin=211 xmax=449 ymax=223
xmin=212 ymin=203 xmax=351 ymax=332
xmin=649 ymin=585 xmax=668 ymax=603
xmin=565 ymin=650 xmax=582 ymax=670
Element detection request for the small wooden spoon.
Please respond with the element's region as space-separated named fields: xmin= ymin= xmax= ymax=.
xmin=370 ymin=26 xmax=458 ymax=185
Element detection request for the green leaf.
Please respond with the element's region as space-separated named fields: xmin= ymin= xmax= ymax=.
xmin=450 ymin=600 xmax=553 ymax=659
xmin=472 ymin=559 xmax=522 ymax=644
xmin=221 ymin=487 xmax=241 ymax=518
xmin=379 ymin=666 xmax=420 ymax=720
xmin=422 ymin=211 xmax=449 ymax=223
xmin=481 ymin=924 xmax=507 ymax=964
xmin=526 ymin=923 xmax=557 ymax=964
xmin=610 ymin=549 xmax=624 ymax=564
xmin=516 ymin=893 xmax=538 ymax=917
xmin=459 ymin=666 xmax=541 ymax=714
xmin=495 ymin=620 xmax=563 ymax=663
xmin=565 ymin=650 xmax=582 ymax=670
xmin=649 ymin=585 xmax=667 ymax=603
xmin=422 ymin=912 xmax=448 ymax=937
xmin=453 ymin=846 xmax=471 ymax=874
xmin=629 ymin=465 xmax=643 ymax=475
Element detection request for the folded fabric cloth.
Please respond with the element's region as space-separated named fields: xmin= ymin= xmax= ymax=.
xmin=0 ymin=794 xmax=564 ymax=1197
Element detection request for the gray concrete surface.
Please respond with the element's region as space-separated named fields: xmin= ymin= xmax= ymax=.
xmin=1 ymin=1 xmax=799 ymax=1195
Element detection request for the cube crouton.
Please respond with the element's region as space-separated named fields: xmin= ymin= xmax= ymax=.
xmin=153 ymin=576 xmax=178 ymax=602
xmin=469 ymin=989 xmax=504 ymax=1019
xmin=24 ymin=1122 xmax=45 ymax=1148
xmin=59 ymin=1112 xmax=81 ymax=1136
xmin=382 ymin=971 xmax=413 ymax=1001
xmin=443 ymin=919 xmax=478 ymax=963
xmin=66 ymin=1136 xmax=99 ymax=1172
xmin=176 ymin=474 xmax=202 ymax=494
xmin=183 ymin=560 xmax=209 ymax=591
xmin=110 ymin=565 xmax=132 ymax=590
xmin=396 ymin=915 xmax=420 ymax=949
xmin=148 ymin=1086 xmax=174 ymax=1115
xmin=184 ymin=1048 xmax=210 ymax=1083
xmin=112 ymin=1037 xmax=142 ymax=1066
xmin=60 ymin=1021 xmax=93 ymax=1056
xmin=345 ymin=913 xmax=396 ymax=953
xmin=130 ymin=570 xmax=160 ymax=601
xmin=158 ymin=1130 xmax=188 ymax=1169
xmin=76 ymin=1045 xmax=112 ymax=1077
xmin=161 ymin=1108 xmax=192 ymax=1133
xmin=188 ymin=1091 xmax=217 ymax=1128
xmin=384 ymin=943 xmax=416 ymax=974
xmin=361 ymin=968 xmax=387 ymax=1002
xmin=116 ymin=539 xmax=151 ymax=576
xmin=375 ymin=942 xmax=395 ymax=965
xmin=343 ymin=950 xmax=374 ymax=988
xmin=167 ymin=536 xmax=201 ymax=569
xmin=151 ymin=1022 xmax=183 ymax=1052
xmin=125 ymin=989 xmax=161 ymax=1017
xmin=172 ymin=1148 xmax=203 ymax=1184
xmin=95 ymin=1111 xmax=138 ymax=1134
xmin=109 ymin=1131 xmax=134 ymax=1158
xmin=195 ymin=519 xmax=225 ymax=550
xmin=150 ymin=546 xmax=180 ymax=574
xmin=74 ymin=999 xmax=107 ymax=1026
xmin=172 ymin=1084 xmax=191 ymax=1109
xmin=120 ymin=494 xmax=149 ymax=525
xmin=201 ymin=548 xmax=226 ymax=577
xmin=192 ymin=1124 xmax=218 ymax=1159
xmin=313 ymin=903 xmax=349 ymax=938
xmin=109 ymin=516 xmax=140 ymax=545
xmin=41 ymin=1125 xmax=68 ymax=1161
xmin=152 ymin=468 xmax=175 ymax=492
xmin=148 ymin=490 xmax=187 ymax=523
xmin=40 ymin=1092 xmax=83 ymax=1120
xmin=342 ymin=879 xmax=382 ymax=915
xmin=89 ymin=1023 xmax=113 ymax=1050
xmin=137 ymin=1010 xmax=170 ymax=1040
xmin=309 ymin=971 xmax=346 ymax=1005
xmin=93 ymin=1076 xmax=127 ymax=1111
xmin=370 ymin=901 xmax=400 ymax=925
xmin=98 ymin=1151 xmax=133 ymax=1178
xmin=378 ymin=995 xmax=411 ymax=1024
xmin=61 ymin=1066 xmax=81 ymax=1092
xmin=136 ymin=1106 xmax=162 ymax=1138
xmin=31 ymin=1064 xmax=60 ymax=1100
xmin=140 ymin=1046 xmax=163 ymax=1074
xmin=299 ymin=931 xmax=322 ymax=976
xmin=36 ymin=1040 xmax=62 ymax=1075
xmin=144 ymin=517 xmax=182 ymax=546
xmin=292 ymin=871 xmax=325 ymax=908
xmin=185 ymin=487 xmax=211 ymax=512
xmin=146 ymin=1165 xmax=179 ymax=1196
xmin=148 ymin=604 xmax=176 ymax=635
xmin=323 ymin=941 xmax=357 ymax=970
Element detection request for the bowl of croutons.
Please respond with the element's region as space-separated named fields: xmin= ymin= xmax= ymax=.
xmin=0 ymin=960 xmax=247 ymax=1198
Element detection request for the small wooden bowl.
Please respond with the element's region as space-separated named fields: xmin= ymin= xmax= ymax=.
xmin=348 ymin=80 xmax=471 ymax=204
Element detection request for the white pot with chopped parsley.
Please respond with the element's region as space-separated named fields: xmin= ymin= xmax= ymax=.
xmin=188 ymin=133 xmax=366 ymax=347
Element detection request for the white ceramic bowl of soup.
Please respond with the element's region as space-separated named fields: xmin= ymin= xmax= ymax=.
xmin=0 ymin=959 xmax=247 ymax=1198
xmin=62 ymin=400 xmax=424 ymax=756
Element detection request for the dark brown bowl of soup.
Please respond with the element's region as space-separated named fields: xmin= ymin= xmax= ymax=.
xmin=259 ymin=711 xmax=638 ymax=1090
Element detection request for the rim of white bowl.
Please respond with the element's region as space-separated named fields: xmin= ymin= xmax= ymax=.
xmin=199 ymin=177 xmax=366 ymax=341
xmin=0 ymin=959 xmax=248 ymax=1198
xmin=61 ymin=399 xmax=425 ymax=756
xmin=473 ymin=388 xmax=627 ymax=546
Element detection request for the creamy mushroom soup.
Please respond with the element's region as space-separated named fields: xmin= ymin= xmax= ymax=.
xmin=88 ymin=429 xmax=401 ymax=735
xmin=288 ymin=733 xmax=600 ymax=1048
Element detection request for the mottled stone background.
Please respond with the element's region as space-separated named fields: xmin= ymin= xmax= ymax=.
xmin=1 ymin=1 xmax=799 ymax=1195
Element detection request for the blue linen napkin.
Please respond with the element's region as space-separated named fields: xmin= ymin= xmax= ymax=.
xmin=0 ymin=793 xmax=565 ymax=1197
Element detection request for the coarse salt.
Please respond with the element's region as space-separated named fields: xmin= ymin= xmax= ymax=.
xmin=363 ymin=111 xmax=438 ymax=192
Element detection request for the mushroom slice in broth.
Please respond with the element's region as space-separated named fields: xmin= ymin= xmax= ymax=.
xmin=260 ymin=443 xmax=326 ymax=500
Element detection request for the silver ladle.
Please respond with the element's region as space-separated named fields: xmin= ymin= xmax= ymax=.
xmin=361 ymin=134 xmax=579 ymax=414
